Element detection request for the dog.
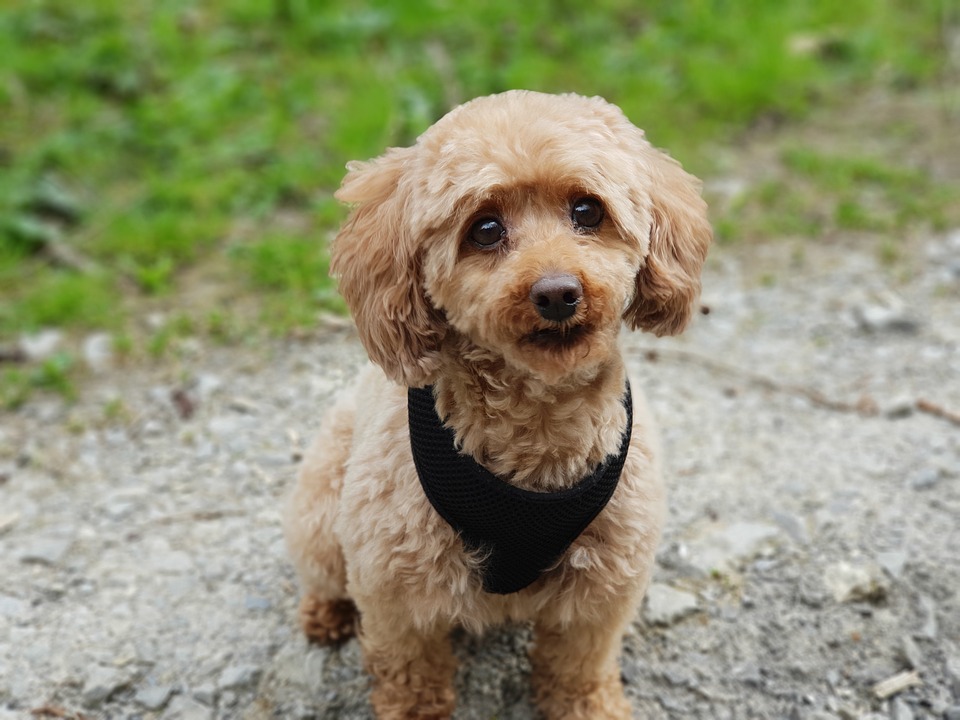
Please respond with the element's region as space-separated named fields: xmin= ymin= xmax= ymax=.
xmin=284 ymin=90 xmax=711 ymax=719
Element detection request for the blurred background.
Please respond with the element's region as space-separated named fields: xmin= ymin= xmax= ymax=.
xmin=1 ymin=0 xmax=957 ymax=407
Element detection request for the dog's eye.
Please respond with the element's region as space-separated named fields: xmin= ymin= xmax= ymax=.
xmin=469 ymin=217 xmax=506 ymax=249
xmin=571 ymin=197 xmax=604 ymax=229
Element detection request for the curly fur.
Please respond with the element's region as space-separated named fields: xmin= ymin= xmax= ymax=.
xmin=284 ymin=90 xmax=711 ymax=719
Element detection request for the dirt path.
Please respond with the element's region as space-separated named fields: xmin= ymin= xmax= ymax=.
xmin=1 ymin=236 xmax=959 ymax=719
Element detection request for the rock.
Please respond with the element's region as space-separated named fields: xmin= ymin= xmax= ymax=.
xmin=0 ymin=594 xmax=29 ymax=620
xmin=851 ymin=291 xmax=920 ymax=333
xmin=918 ymin=595 xmax=938 ymax=639
xmin=19 ymin=535 xmax=73 ymax=566
xmin=771 ymin=511 xmax=810 ymax=545
xmin=898 ymin=635 xmax=922 ymax=670
xmin=946 ymin=655 xmax=960 ymax=694
xmin=192 ymin=682 xmax=218 ymax=706
xmin=881 ymin=396 xmax=915 ymax=419
xmin=876 ymin=551 xmax=908 ymax=580
xmin=823 ymin=561 xmax=890 ymax=603
xmin=643 ymin=584 xmax=699 ymax=626
xmin=944 ymin=707 xmax=960 ymax=720
xmin=18 ymin=329 xmax=64 ymax=361
xmin=136 ymin=684 xmax=174 ymax=710
xmin=218 ymin=663 xmax=262 ymax=691
xmin=82 ymin=665 xmax=130 ymax=707
xmin=82 ymin=333 xmax=114 ymax=373
xmin=687 ymin=522 xmax=780 ymax=574
xmin=890 ymin=697 xmax=915 ymax=720
xmin=909 ymin=467 xmax=941 ymax=490
xmin=163 ymin=696 xmax=213 ymax=720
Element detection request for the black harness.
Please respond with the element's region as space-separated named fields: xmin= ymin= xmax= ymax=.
xmin=407 ymin=383 xmax=632 ymax=594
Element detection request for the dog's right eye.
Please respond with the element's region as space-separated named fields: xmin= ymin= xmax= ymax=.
xmin=468 ymin=218 xmax=506 ymax=249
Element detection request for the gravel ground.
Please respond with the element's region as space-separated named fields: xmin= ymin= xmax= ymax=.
xmin=1 ymin=235 xmax=959 ymax=720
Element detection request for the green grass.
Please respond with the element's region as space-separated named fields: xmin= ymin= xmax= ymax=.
xmin=0 ymin=0 xmax=956 ymax=403
xmin=716 ymin=146 xmax=959 ymax=244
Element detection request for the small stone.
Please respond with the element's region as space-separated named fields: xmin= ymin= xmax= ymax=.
xmin=217 ymin=663 xmax=262 ymax=691
xmin=83 ymin=332 xmax=114 ymax=373
xmin=0 ymin=594 xmax=28 ymax=619
xmin=82 ymin=665 xmax=129 ymax=707
xmin=688 ymin=522 xmax=781 ymax=574
xmin=918 ymin=595 xmax=938 ymax=639
xmin=19 ymin=329 xmax=64 ymax=361
xmin=891 ymin=697 xmax=915 ymax=720
xmin=899 ymin=635 xmax=922 ymax=670
xmin=823 ymin=561 xmax=890 ymax=604
xmin=771 ymin=511 xmax=810 ymax=545
xmin=852 ymin=294 xmax=920 ymax=333
xmin=881 ymin=396 xmax=916 ymax=419
xmin=135 ymin=684 xmax=173 ymax=710
xmin=164 ymin=696 xmax=213 ymax=720
xmin=20 ymin=535 xmax=73 ymax=566
xmin=946 ymin=655 xmax=960 ymax=694
xmin=244 ymin=596 xmax=272 ymax=612
xmin=876 ymin=551 xmax=908 ymax=580
xmin=192 ymin=682 xmax=218 ymax=706
xmin=909 ymin=468 xmax=941 ymax=490
xmin=944 ymin=706 xmax=960 ymax=720
xmin=643 ymin=583 xmax=699 ymax=626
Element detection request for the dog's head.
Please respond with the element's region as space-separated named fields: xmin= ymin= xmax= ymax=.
xmin=331 ymin=91 xmax=711 ymax=387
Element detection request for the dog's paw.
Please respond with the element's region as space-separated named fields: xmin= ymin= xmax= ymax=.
xmin=299 ymin=595 xmax=358 ymax=645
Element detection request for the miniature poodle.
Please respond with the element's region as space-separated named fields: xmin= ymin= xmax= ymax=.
xmin=284 ymin=90 xmax=711 ymax=719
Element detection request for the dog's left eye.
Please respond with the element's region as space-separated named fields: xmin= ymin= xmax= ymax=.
xmin=571 ymin=197 xmax=604 ymax=229
xmin=469 ymin=217 xmax=506 ymax=248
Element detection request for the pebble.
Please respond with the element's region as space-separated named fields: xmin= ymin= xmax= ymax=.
xmin=643 ymin=583 xmax=699 ymax=626
xmin=163 ymin=696 xmax=213 ymax=720
xmin=136 ymin=683 xmax=174 ymax=710
xmin=19 ymin=535 xmax=73 ymax=566
xmin=18 ymin=329 xmax=64 ymax=361
xmin=881 ymin=396 xmax=915 ymax=419
xmin=898 ymin=635 xmax=922 ymax=670
xmin=851 ymin=291 xmax=920 ymax=333
xmin=218 ymin=663 xmax=262 ymax=691
xmin=687 ymin=522 xmax=780 ymax=574
xmin=83 ymin=332 xmax=114 ymax=373
xmin=193 ymin=682 xmax=218 ymax=705
xmin=890 ymin=697 xmax=914 ymax=720
xmin=81 ymin=665 xmax=130 ymax=707
xmin=876 ymin=551 xmax=908 ymax=580
xmin=918 ymin=595 xmax=938 ymax=639
xmin=0 ymin=594 xmax=29 ymax=620
xmin=823 ymin=561 xmax=890 ymax=604
xmin=909 ymin=468 xmax=941 ymax=490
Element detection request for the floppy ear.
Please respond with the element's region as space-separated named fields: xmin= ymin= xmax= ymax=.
xmin=330 ymin=147 xmax=445 ymax=387
xmin=623 ymin=149 xmax=712 ymax=336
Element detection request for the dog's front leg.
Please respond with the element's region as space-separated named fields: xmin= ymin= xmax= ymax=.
xmin=359 ymin=606 xmax=457 ymax=720
xmin=530 ymin=613 xmax=635 ymax=720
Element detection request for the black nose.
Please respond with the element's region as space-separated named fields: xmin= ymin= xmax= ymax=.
xmin=529 ymin=273 xmax=583 ymax=322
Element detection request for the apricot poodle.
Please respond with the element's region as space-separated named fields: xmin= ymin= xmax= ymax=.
xmin=284 ymin=90 xmax=711 ymax=719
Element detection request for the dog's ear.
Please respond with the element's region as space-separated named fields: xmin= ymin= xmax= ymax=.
xmin=622 ymin=149 xmax=712 ymax=336
xmin=330 ymin=147 xmax=445 ymax=387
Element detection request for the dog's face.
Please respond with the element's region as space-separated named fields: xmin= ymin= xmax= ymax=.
xmin=331 ymin=91 xmax=712 ymax=387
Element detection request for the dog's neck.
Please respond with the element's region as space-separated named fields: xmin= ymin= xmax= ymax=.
xmin=432 ymin=341 xmax=629 ymax=492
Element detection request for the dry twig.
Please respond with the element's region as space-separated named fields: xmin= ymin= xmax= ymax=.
xmin=641 ymin=347 xmax=960 ymax=428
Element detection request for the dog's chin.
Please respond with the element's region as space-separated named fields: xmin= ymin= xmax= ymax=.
xmin=508 ymin=323 xmax=613 ymax=384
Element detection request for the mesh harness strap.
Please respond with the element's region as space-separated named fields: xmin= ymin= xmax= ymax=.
xmin=407 ymin=383 xmax=632 ymax=594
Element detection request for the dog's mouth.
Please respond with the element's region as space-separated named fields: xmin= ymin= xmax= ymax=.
xmin=522 ymin=323 xmax=591 ymax=350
